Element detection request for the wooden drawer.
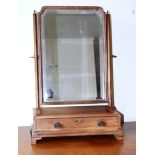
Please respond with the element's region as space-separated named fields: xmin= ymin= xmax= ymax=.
xmin=36 ymin=116 xmax=119 ymax=132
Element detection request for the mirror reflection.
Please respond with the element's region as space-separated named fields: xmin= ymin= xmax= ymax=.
xmin=41 ymin=10 xmax=105 ymax=102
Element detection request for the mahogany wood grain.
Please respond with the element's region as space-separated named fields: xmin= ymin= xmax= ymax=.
xmin=31 ymin=106 xmax=123 ymax=144
xmin=106 ymin=12 xmax=114 ymax=106
xmin=38 ymin=106 xmax=116 ymax=117
xmin=36 ymin=116 xmax=118 ymax=130
xmin=33 ymin=11 xmax=40 ymax=110
xmin=39 ymin=6 xmax=105 ymax=15
xmin=36 ymin=6 xmax=109 ymax=106
xmin=31 ymin=6 xmax=124 ymax=144
xmin=19 ymin=122 xmax=135 ymax=155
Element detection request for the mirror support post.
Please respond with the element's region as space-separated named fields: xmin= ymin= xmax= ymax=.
xmin=33 ymin=11 xmax=40 ymax=112
xmin=106 ymin=12 xmax=115 ymax=107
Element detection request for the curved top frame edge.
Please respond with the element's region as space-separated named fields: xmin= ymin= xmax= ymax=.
xmin=38 ymin=6 xmax=105 ymax=15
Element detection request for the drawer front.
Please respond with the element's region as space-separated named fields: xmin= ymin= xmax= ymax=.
xmin=37 ymin=116 xmax=119 ymax=132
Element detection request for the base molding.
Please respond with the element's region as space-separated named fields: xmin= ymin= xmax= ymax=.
xmin=30 ymin=129 xmax=124 ymax=144
xmin=31 ymin=106 xmax=124 ymax=144
xmin=114 ymin=131 xmax=124 ymax=143
xmin=31 ymin=137 xmax=42 ymax=144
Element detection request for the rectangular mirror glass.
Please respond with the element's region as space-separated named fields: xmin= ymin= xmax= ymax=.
xmin=41 ymin=9 xmax=105 ymax=103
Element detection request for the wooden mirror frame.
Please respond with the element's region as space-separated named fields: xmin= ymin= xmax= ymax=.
xmin=33 ymin=6 xmax=114 ymax=107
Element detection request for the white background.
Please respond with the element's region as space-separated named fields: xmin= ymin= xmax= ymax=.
xmin=5 ymin=0 xmax=155 ymax=155
xmin=17 ymin=0 xmax=136 ymax=126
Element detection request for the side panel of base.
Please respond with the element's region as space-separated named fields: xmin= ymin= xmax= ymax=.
xmin=30 ymin=128 xmax=42 ymax=144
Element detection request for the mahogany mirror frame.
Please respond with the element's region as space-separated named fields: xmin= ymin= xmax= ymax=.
xmin=33 ymin=6 xmax=114 ymax=107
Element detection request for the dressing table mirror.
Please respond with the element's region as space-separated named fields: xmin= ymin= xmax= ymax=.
xmin=31 ymin=6 xmax=124 ymax=144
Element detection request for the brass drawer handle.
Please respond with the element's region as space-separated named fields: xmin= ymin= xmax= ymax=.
xmin=54 ymin=122 xmax=62 ymax=129
xmin=74 ymin=117 xmax=83 ymax=124
xmin=97 ymin=121 xmax=105 ymax=127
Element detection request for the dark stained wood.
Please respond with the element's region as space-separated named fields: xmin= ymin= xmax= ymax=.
xmin=19 ymin=122 xmax=135 ymax=155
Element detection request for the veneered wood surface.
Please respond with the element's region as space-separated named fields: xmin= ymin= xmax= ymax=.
xmin=33 ymin=12 xmax=40 ymax=110
xmin=36 ymin=116 xmax=118 ymax=132
xmin=19 ymin=122 xmax=136 ymax=155
xmin=36 ymin=6 xmax=109 ymax=106
xmin=32 ymin=106 xmax=122 ymax=142
xmin=37 ymin=116 xmax=118 ymax=129
xmin=37 ymin=106 xmax=117 ymax=117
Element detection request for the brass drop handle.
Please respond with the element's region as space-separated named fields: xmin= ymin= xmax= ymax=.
xmin=74 ymin=117 xmax=83 ymax=124
xmin=54 ymin=122 xmax=61 ymax=129
xmin=98 ymin=121 xmax=104 ymax=127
